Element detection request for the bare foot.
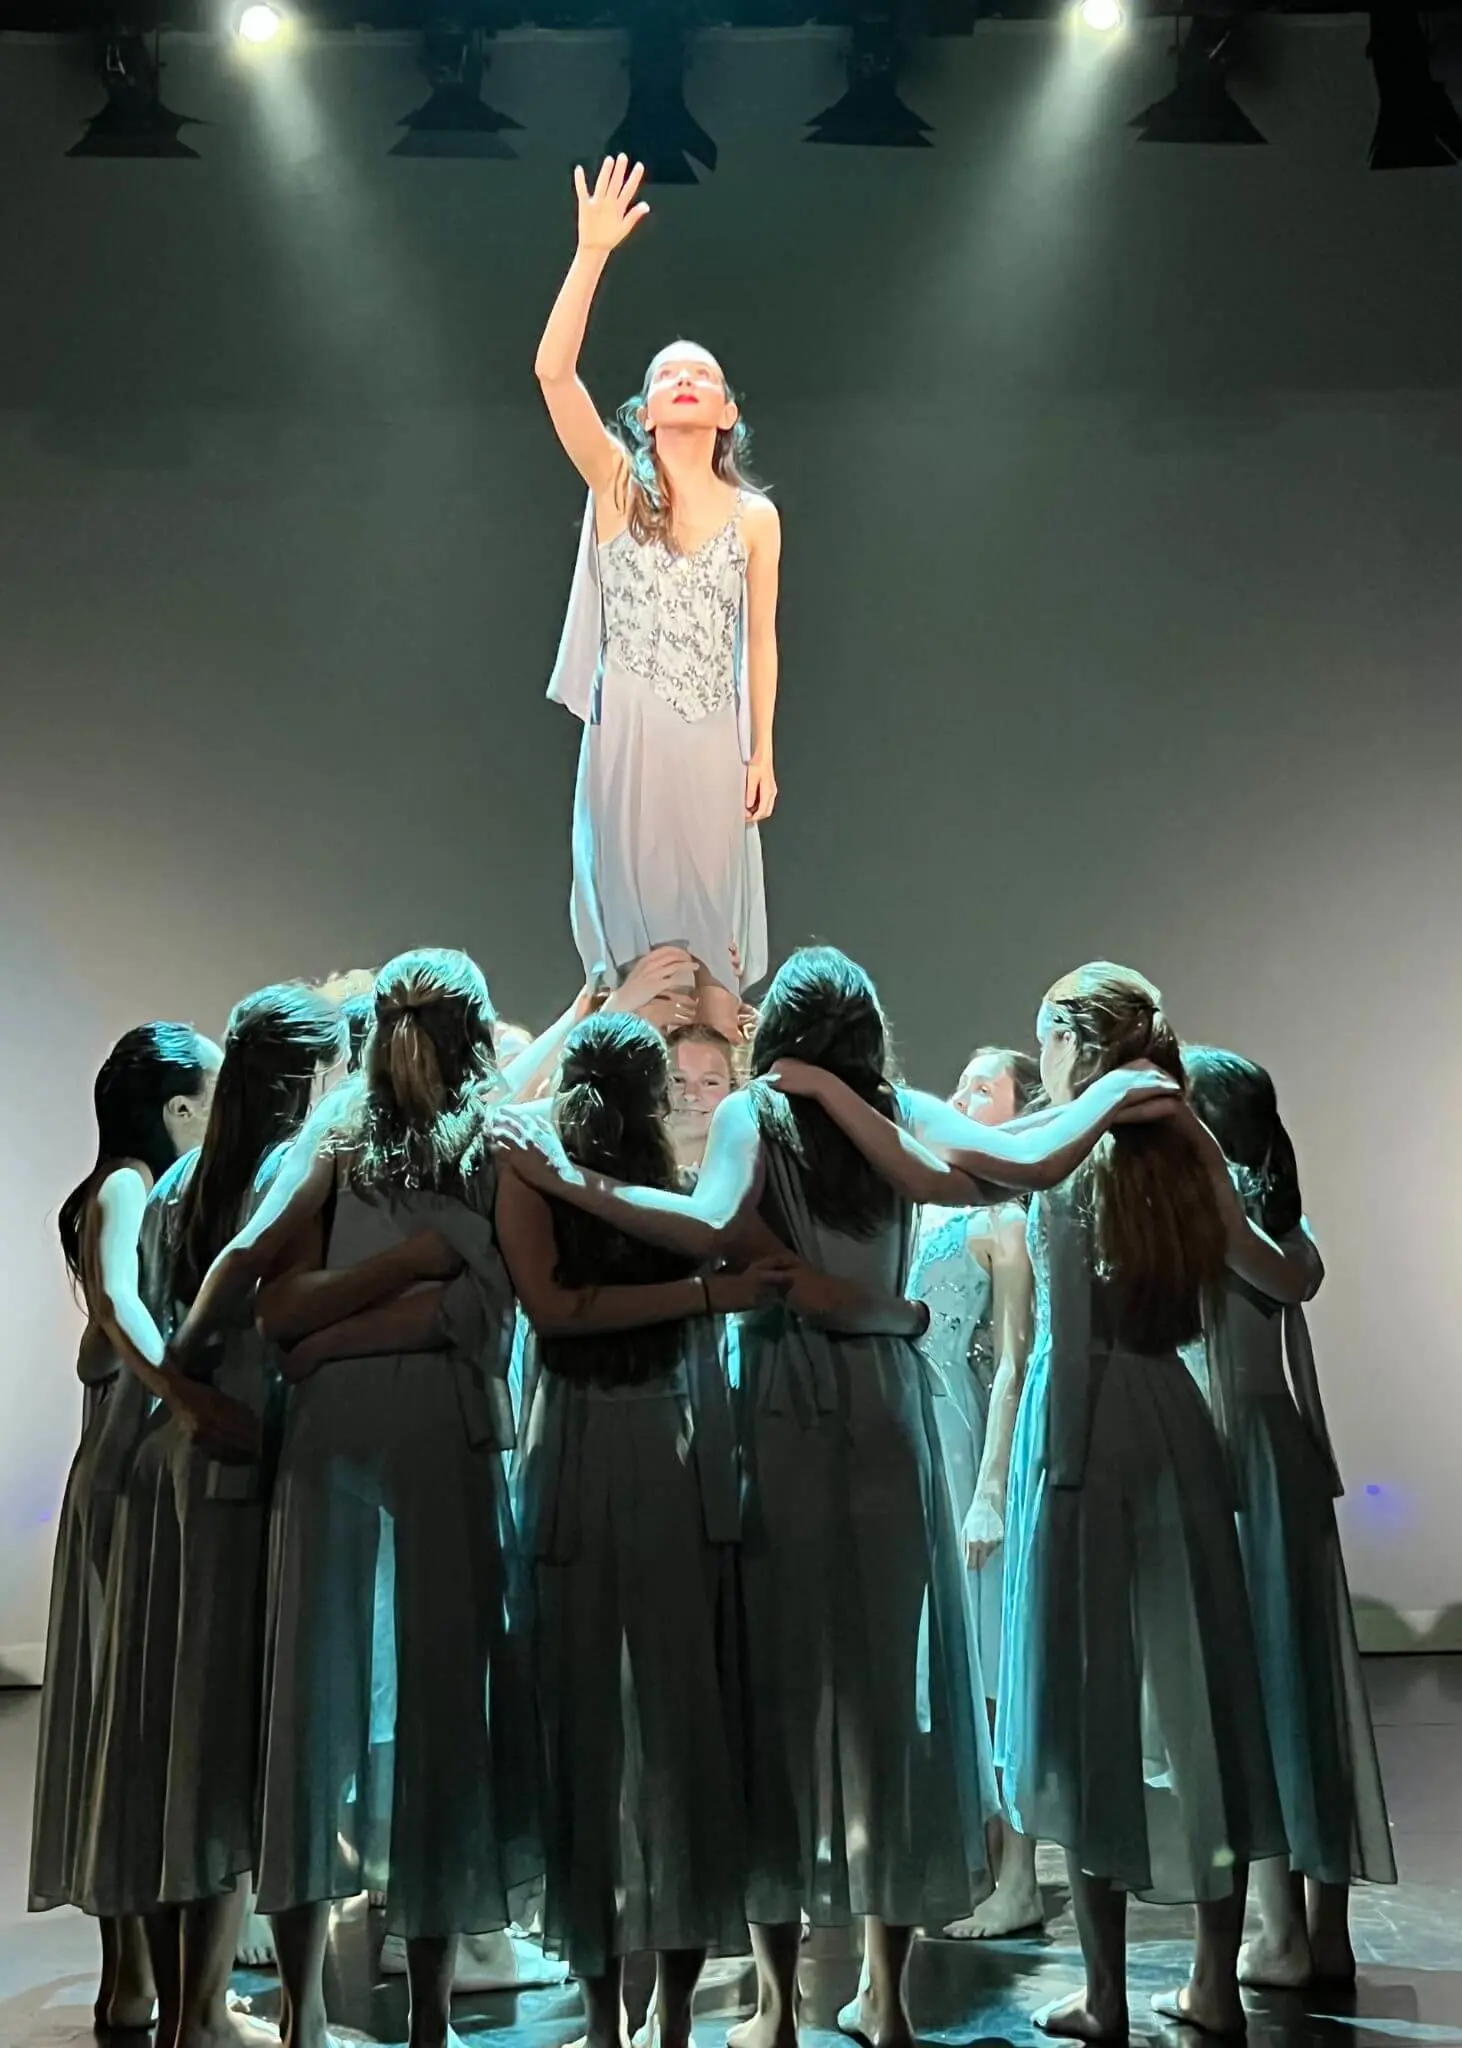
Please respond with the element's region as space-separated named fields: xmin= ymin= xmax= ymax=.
xmin=1151 ymin=1985 xmax=1246 ymax=2035
xmin=1237 ymin=1928 xmax=1310 ymax=1990
xmin=98 ymin=1994 xmax=157 ymax=2034
xmin=1034 ymin=1991 xmax=1128 ymax=2041
xmin=835 ymin=1990 xmax=912 ymax=2048
xmin=727 ymin=2013 xmax=797 ymax=2048
xmin=236 ymin=1910 xmax=277 ymax=1971
xmin=178 ymin=2011 xmax=282 ymax=2048
xmin=1307 ymin=1933 xmax=1356 ymax=1985
xmin=944 ymin=1877 xmax=1044 ymax=1940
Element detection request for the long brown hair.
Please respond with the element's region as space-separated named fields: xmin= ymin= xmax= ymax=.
xmin=335 ymin=948 xmax=500 ymax=1195
xmin=1044 ymin=962 xmax=1226 ymax=1350
xmin=612 ymin=342 xmax=759 ymax=553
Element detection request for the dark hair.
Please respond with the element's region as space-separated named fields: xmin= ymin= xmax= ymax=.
xmin=1182 ymin=1046 xmax=1302 ymax=1239
xmin=340 ymin=992 xmax=374 ymax=1072
xmin=749 ymin=946 xmax=899 ymax=1239
xmin=543 ymin=1012 xmax=694 ymax=1389
xmin=335 ymin=948 xmax=500 ymax=1196
xmin=1044 ymin=962 xmax=1228 ymax=1352
xmin=965 ymin=1045 xmax=1045 ymax=1116
xmin=612 ymin=341 xmax=760 ymax=553
xmin=59 ymin=1023 xmax=212 ymax=1288
xmin=172 ymin=985 xmax=347 ymax=1304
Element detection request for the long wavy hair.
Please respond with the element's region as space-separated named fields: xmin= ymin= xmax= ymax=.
xmin=749 ymin=946 xmax=899 ymax=1239
xmin=1183 ymin=1045 xmax=1302 ymax=1239
xmin=172 ymin=985 xmax=347 ymax=1304
xmin=333 ymin=948 xmax=500 ymax=1196
xmin=542 ymin=1011 xmax=695 ymax=1389
xmin=1044 ymin=963 xmax=1227 ymax=1351
xmin=59 ymin=1023 xmax=212 ymax=1289
xmin=611 ymin=341 xmax=759 ymax=552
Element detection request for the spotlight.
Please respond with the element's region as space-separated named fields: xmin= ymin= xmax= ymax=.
xmin=605 ymin=3 xmax=716 ymax=186
xmin=807 ymin=2 xmax=933 ymax=149
xmin=1367 ymin=7 xmax=1462 ymax=169
xmin=1078 ymin=0 xmax=1125 ymax=32
xmin=236 ymin=3 xmax=282 ymax=42
xmin=392 ymin=19 xmax=522 ymax=158
xmin=69 ymin=28 xmax=200 ymax=158
xmin=1131 ymin=14 xmax=1265 ymax=145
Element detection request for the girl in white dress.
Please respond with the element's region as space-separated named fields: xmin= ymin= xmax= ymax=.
xmin=536 ymin=155 xmax=780 ymax=1041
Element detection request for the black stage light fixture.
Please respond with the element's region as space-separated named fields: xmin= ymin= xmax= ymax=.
xmin=605 ymin=2 xmax=716 ymax=186
xmin=1367 ymin=6 xmax=1462 ymax=168
xmin=807 ymin=0 xmax=933 ymax=147
xmin=69 ymin=26 xmax=200 ymax=157
xmin=1131 ymin=12 xmax=1265 ymax=145
xmin=392 ymin=16 xmax=522 ymax=157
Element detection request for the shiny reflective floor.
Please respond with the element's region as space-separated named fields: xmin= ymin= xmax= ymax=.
xmin=4 ymin=1657 xmax=1461 ymax=2048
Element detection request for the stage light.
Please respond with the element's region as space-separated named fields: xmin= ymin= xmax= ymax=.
xmin=1077 ymin=0 xmax=1125 ymax=33
xmin=69 ymin=28 xmax=200 ymax=158
xmin=1131 ymin=15 xmax=1265 ymax=145
xmin=807 ymin=2 xmax=933 ymax=148
xmin=236 ymin=3 xmax=282 ymax=42
xmin=605 ymin=3 xmax=716 ymax=186
xmin=392 ymin=20 xmax=522 ymax=158
xmin=1367 ymin=7 xmax=1462 ymax=169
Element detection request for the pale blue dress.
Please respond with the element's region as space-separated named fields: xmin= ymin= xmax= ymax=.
xmin=997 ymin=1188 xmax=1288 ymax=1904
xmin=548 ymin=494 xmax=768 ymax=997
xmin=909 ymin=1207 xmax=1003 ymax=1687
xmin=735 ymin=1105 xmax=996 ymax=1930
xmin=1202 ymin=1230 xmax=1395 ymax=1887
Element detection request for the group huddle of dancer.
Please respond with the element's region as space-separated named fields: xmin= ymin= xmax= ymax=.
xmin=29 ymin=154 xmax=1393 ymax=2048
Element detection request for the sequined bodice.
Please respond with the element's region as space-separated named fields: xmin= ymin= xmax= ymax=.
xmin=910 ymin=1208 xmax=995 ymax=1394
xmin=599 ymin=509 xmax=745 ymax=721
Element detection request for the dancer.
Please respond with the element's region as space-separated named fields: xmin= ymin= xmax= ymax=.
xmin=1184 ymin=1047 xmax=1395 ymax=1988
xmin=167 ymin=951 xmax=540 ymax=2048
xmin=500 ymin=1011 xmax=778 ymax=2048
xmin=79 ymin=988 xmax=346 ymax=2048
xmin=775 ymin=965 xmax=1289 ymax=2039
xmin=29 ymin=1023 xmax=221 ymax=2036
xmin=907 ymin=1048 xmax=1044 ymax=1943
xmin=492 ymin=947 xmax=1176 ymax=2048
xmin=666 ymin=1023 xmax=740 ymax=1175
xmin=536 ymin=155 xmax=779 ymax=1041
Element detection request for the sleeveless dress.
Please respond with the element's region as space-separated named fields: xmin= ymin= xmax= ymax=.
xmin=548 ymin=494 xmax=768 ymax=998
xmin=734 ymin=1106 xmax=995 ymax=1930
xmin=254 ymin=1170 xmax=539 ymax=1939
xmin=78 ymin=1150 xmax=284 ymax=1916
xmin=513 ymin=1313 xmax=746 ymax=1975
xmin=908 ymin=1207 xmax=1003 ymax=1688
xmin=1205 ymin=1232 xmax=1394 ymax=1887
xmin=29 ymin=1183 xmax=164 ymax=1914
xmin=996 ymin=1187 xmax=1287 ymax=1903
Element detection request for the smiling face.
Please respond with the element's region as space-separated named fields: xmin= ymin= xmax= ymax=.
xmin=640 ymin=343 xmax=739 ymax=438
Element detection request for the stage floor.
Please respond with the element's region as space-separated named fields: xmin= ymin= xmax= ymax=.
xmin=3 ymin=1657 xmax=1461 ymax=2048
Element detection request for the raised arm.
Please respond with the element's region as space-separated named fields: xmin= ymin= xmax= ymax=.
xmin=169 ymin=1121 xmax=337 ymax=1367
xmin=535 ymin=157 xmax=648 ymax=499
xmin=496 ymin=1167 xmax=787 ymax=1336
xmin=963 ymin=1205 xmax=1034 ymax=1569
xmin=1177 ymin=1106 xmax=1325 ymax=1306
xmin=491 ymin=1088 xmax=766 ymax=1260
xmin=743 ymin=498 xmax=782 ymax=825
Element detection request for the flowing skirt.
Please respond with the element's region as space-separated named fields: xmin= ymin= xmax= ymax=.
xmin=1234 ymin=1394 xmax=1395 ymax=1885
xmin=929 ymin=1367 xmax=1004 ymax=1693
xmin=518 ymin=1373 xmax=746 ymax=1975
xmin=737 ymin=1320 xmax=994 ymax=1929
xmin=998 ymin=1346 xmax=1287 ymax=1903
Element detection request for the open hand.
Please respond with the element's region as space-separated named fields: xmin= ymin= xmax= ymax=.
xmin=708 ymin=1255 xmax=799 ymax=1315
xmin=490 ymin=1106 xmax=577 ymax=1191
xmin=604 ymin=946 xmax=697 ymax=1026
xmin=962 ymin=1494 xmax=1004 ymax=1571
xmin=745 ymin=755 xmax=778 ymax=824
xmin=575 ymin=156 xmax=650 ymax=254
xmin=762 ymin=1058 xmax=825 ymax=1102
xmin=168 ymin=1379 xmax=262 ymax=1461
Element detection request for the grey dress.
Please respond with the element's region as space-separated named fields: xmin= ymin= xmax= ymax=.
xmin=78 ymin=1150 xmax=283 ymax=1917
xmin=254 ymin=1169 xmax=539 ymax=1939
xmin=513 ymin=1313 xmax=746 ymax=1976
xmin=548 ymin=494 xmax=768 ymax=997
xmin=29 ymin=1185 xmax=161 ymax=1914
xmin=908 ymin=1207 xmax=1003 ymax=1687
xmin=735 ymin=1108 xmax=996 ymax=1931
xmin=997 ymin=1188 xmax=1288 ymax=1903
xmin=1206 ymin=1233 xmax=1395 ymax=1887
